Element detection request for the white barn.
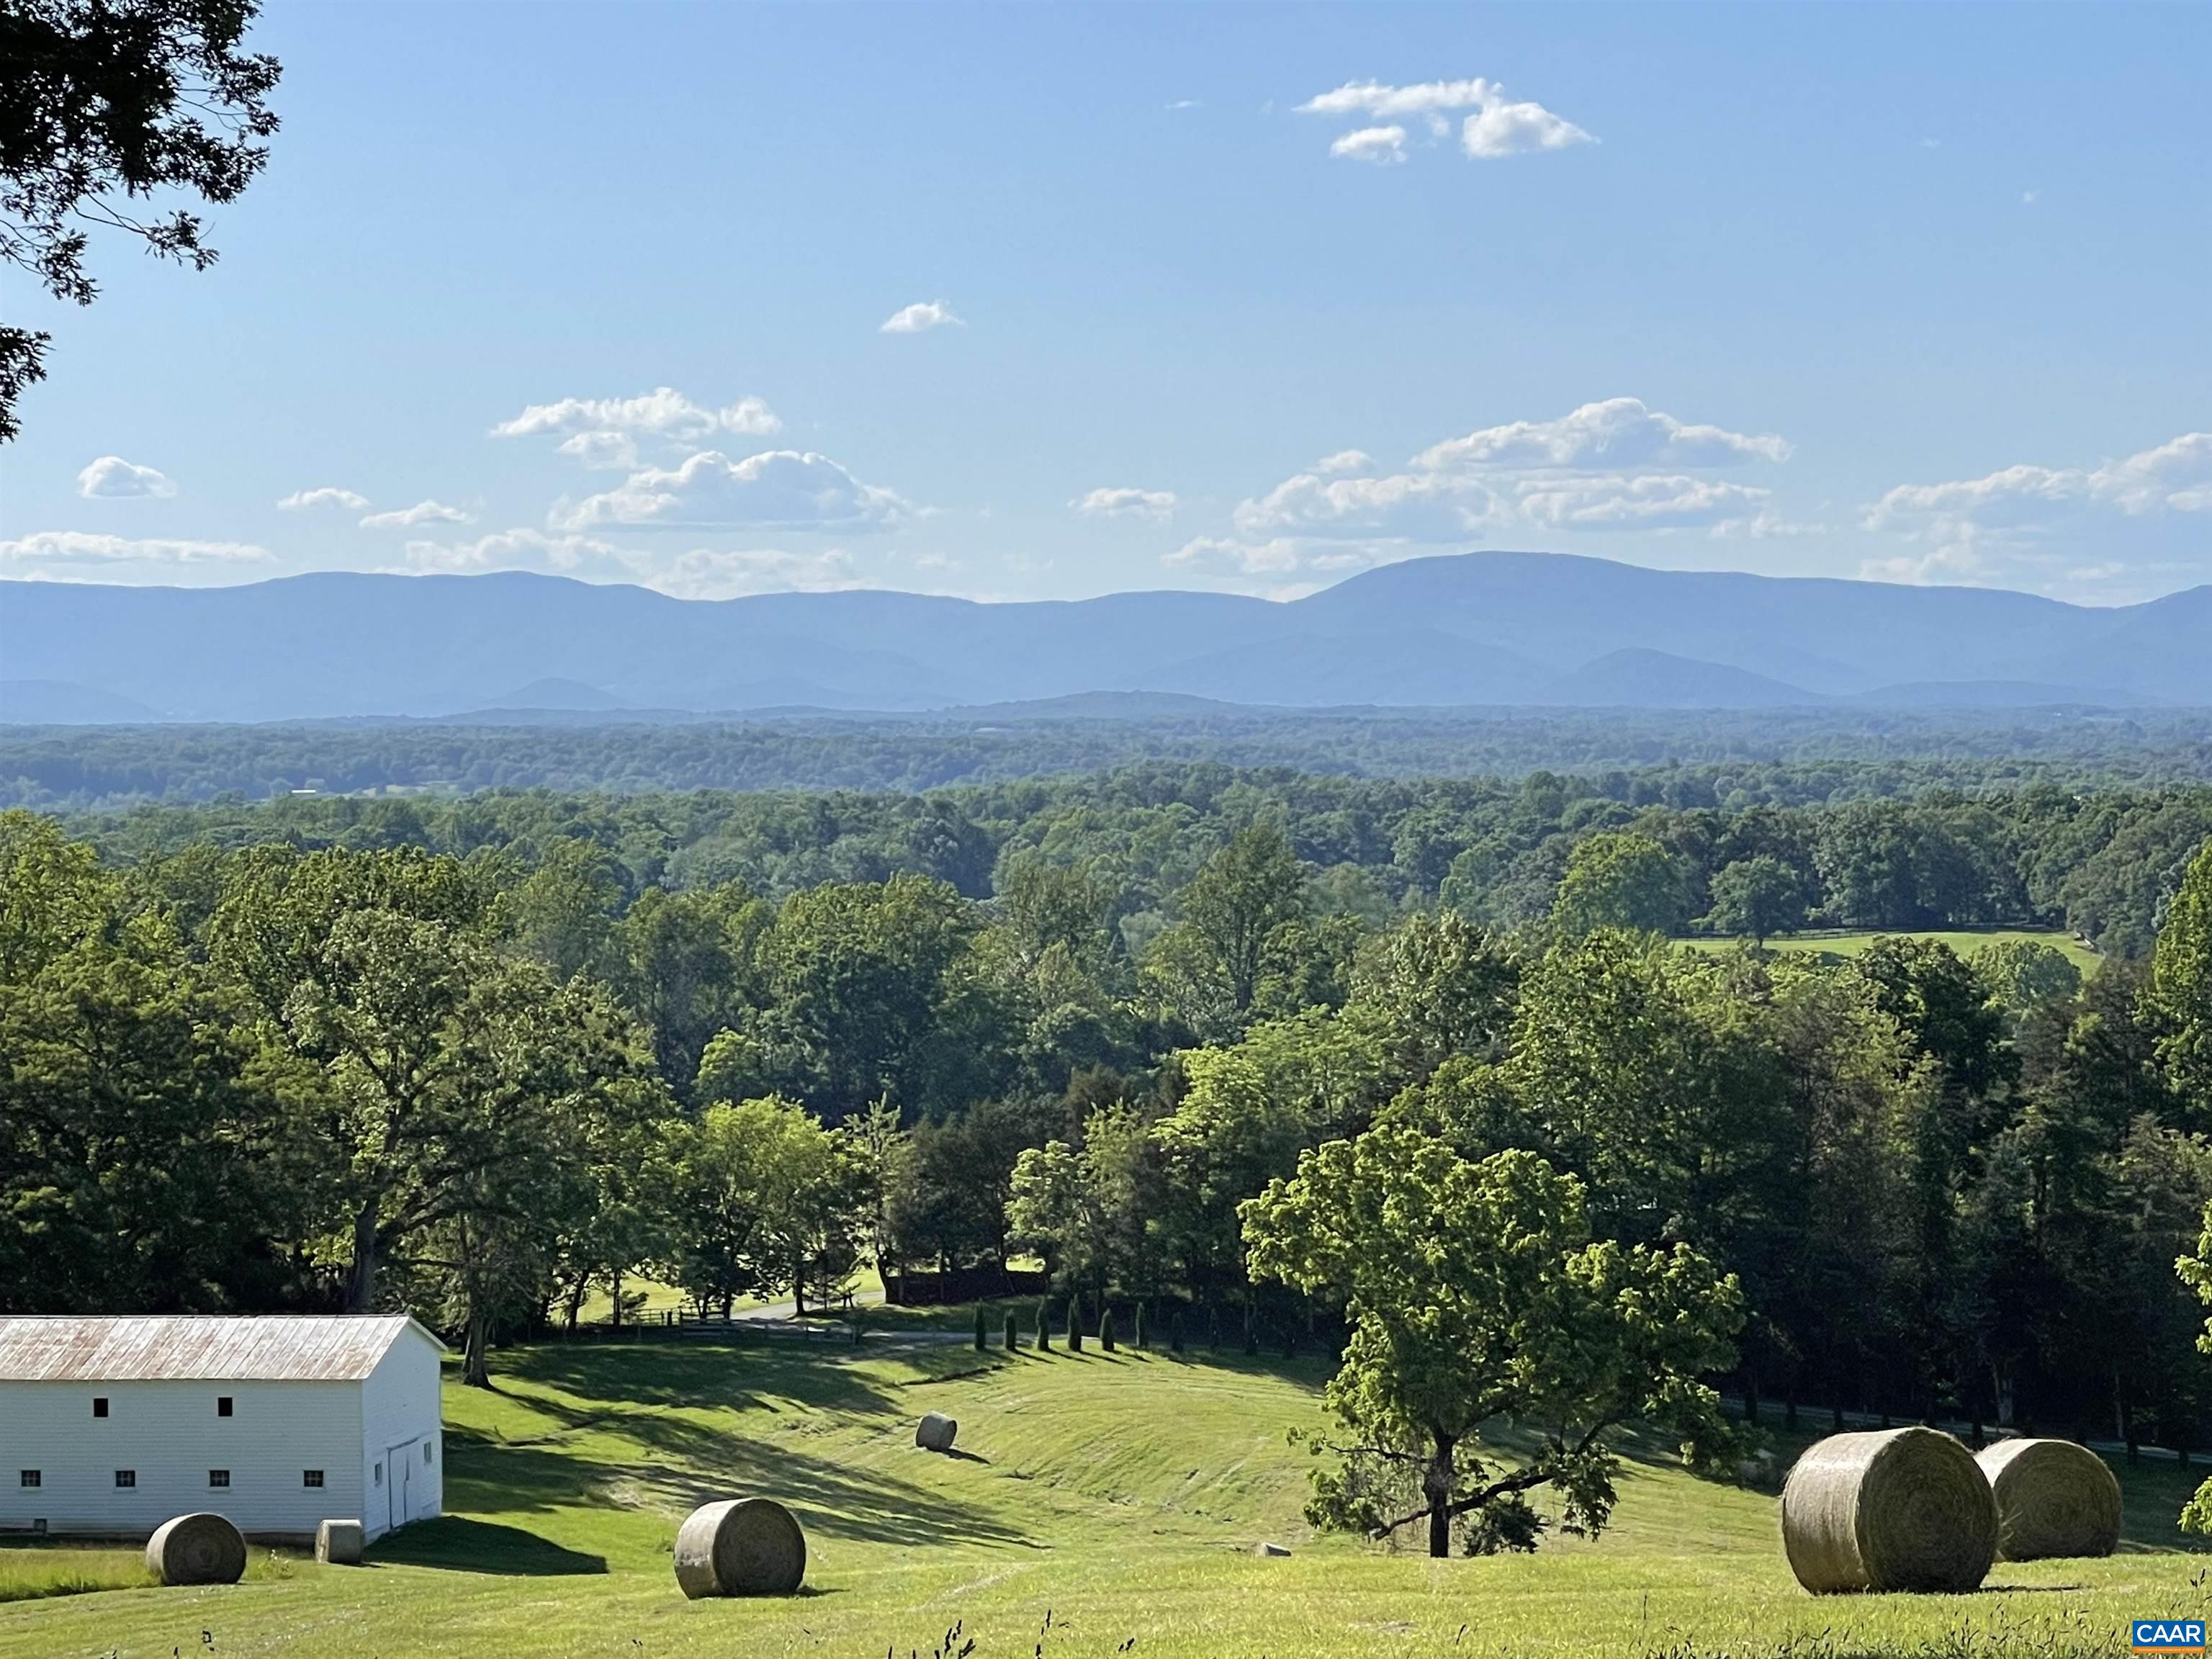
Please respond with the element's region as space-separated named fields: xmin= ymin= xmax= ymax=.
xmin=0 ymin=1315 xmax=445 ymax=1545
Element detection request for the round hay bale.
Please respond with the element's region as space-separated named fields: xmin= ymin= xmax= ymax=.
xmin=1780 ymin=1426 xmax=1996 ymax=1594
xmin=1976 ymin=1438 xmax=2122 ymax=1560
xmin=673 ymin=1498 xmax=806 ymax=1599
xmin=916 ymin=1411 xmax=958 ymax=1453
xmin=145 ymin=1512 xmax=247 ymax=1586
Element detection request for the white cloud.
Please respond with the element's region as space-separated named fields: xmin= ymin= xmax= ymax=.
xmin=624 ymin=547 xmax=860 ymax=601
xmin=1176 ymin=395 xmax=1794 ymax=589
xmin=1233 ymin=469 xmax=1500 ymax=542
xmin=556 ymin=431 xmax=639 ymax=471
xmin=392 ymin=527 xmax=856 ymax=600
xmin=360 ymin=500 xmax=473 ymax=530
xmin=76 ymin=456 xmax=176 ymax=499
xmin=880 ymin=300 xmax=963 ymax=335
xmin=400 ymin=526 xmax=618 ymax=575
xmin=1072 ymin=486 xmax=1177 ymax=521
xmin=1709 ymin=507 xmax=1828 ymax=540
xmin=277 ymin=486 xmax=369 ymax=511
xmin=1331 ymin=125 xmax=1408 ymax=164
xmin=1299 ymin=78 xmax=1593 ymax=162
xmin=1416 ymin=397 xmax=1789 ymax=472
xmin=1166 ymin=99 xmax=1200 ymax=112
xmin=1514 ymin=474 xmax=1770 ymax=531
xmin=493 ymin=387 xmax=777 ymax=480
xmin=1299 ymin=79 xmax=1496 ymax=120
xmin=1866 ymin=433 xmax=2212 ymax=533
xmin=1862 ymin=431 xmax=2212 ymax=592
xmin=554 ymin=449 xmax=909 ymax=534
xmin=1165 ymin=535 xmax=1305 ymax=576
xmin=1858 ymin=547 xmax=1985 ymax=587
xmin=1462 ymin=98 xmax=1595 ymax=159
xmin=0 ymin=531 xmax=266 ymax=566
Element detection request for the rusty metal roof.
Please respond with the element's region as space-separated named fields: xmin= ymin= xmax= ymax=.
xmin=0 ymin=1316 xmax=444 ymax=1382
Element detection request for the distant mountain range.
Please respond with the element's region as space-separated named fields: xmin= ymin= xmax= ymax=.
xmin=4 ymin=552 xmax=2206 ymax=722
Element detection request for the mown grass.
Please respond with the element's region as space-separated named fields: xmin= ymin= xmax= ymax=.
xmin=2 ymin=1328 xmax=2204 ymax=1658
xmin=1681 ymin=927 xmax=2101 ymax=974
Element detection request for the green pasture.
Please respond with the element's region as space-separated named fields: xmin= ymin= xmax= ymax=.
xmin=2 ymin=1326 xmax=2203 ymax=1658
xmin=1682 ymin=927 xmax=2102 ymax=974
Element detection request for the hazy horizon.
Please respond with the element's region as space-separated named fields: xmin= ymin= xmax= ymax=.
xmin=3 ymin=546 xmax=2209 ymax=611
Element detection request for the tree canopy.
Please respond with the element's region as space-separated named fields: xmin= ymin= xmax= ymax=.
xmin=0 ymin=0 xmax=280 ymax=439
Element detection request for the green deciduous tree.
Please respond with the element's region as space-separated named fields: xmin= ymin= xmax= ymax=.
xmin=2150 ymin=841 xmax=2212 ymax=1123
xmin=742 ymin=873 xmax=1004 ymax=1119
xmin=0 ymin=0 xmax=281 ymax=439
xmin=0 ymin=812 xmax=302 ymax=1313
xmin=1972 ymin=938 xmax=2083 ymax=1019
xmin=1143 ymin=824 xmax=1310 ymax=1038
xmin=1552 ymin=833 xmax=1689 ymax=938
xmin=662 ymin=1094 xmax=868 ymax=1317
xmin=1243 ymin=1127 xmax=1740 ymax=1558
xmin=1701 ymin=855 xmax=1807 ymax=946
xmin=1006 ymin=1103 xmax=1150 ymax=1297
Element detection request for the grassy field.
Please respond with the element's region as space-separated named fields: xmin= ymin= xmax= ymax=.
xmin=573 ymin=1264 xmax=891 ymax=1324
xmin=3 ymin=1326 xmax=2205 ymax=1659
xmin=1683 ymin=927 xmax=2102 ymax=974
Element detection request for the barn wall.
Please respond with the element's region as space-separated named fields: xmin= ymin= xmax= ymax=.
xmin=0 ymin=1379 xmax=364 ymax=1539
xmin=359 ymin=1331 xmax=444 ymax=1539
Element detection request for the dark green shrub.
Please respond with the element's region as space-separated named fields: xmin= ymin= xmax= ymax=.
xmin=1067 ymin=1295 xmax=1084 ymax=1353
xmin=1035 ymin=1298 xmax=1051 ymax=1352
xmin=974 ymin=1303 xmax=987 ymax=1352
xmin=1003 ymin=1309 xmax=1020 ymax=1351
xmin=1133 ymin=1301 xmax=1148 ymax=1351
xmin=1100 ymin=1307 xmax=1116 ymax=1352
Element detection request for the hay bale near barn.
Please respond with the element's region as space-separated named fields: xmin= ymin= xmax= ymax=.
xmin=146 ymin=1512 xmax=247 ymax=1586
xmin=315 ymin=1518 xmax=364 ymax=1565
xmin=1780 ymin=1426 xmax=1997 ymax=1594
xmin=1976 ymin=1438 xmax=2122 ymax=1560
xmin=916 ymin=1412 xmax=958 ymax=1452
xmin=673 ymin=1498 xmax=806 ymax=1599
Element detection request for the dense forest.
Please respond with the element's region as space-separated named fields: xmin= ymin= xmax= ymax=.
xmin=8 ymin=752 xmax=2212 ymax=1547
xmin=7 ymin=704 xmax=2212 ymax=808
xmin=55 ymin=761 xmax=2212 ymax=957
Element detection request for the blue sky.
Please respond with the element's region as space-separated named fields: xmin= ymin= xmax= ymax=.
xmin=5 ymin=2 xmax=2208 ymax=604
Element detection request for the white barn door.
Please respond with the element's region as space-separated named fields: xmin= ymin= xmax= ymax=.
xmin=387 ymin=1438 xmax=423 ymax=1532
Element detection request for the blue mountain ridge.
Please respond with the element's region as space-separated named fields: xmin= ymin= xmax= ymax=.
xmin=2 ymin=552 xmax=2201 ymax=721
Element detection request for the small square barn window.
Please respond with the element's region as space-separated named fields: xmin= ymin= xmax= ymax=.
xmin=114 ymin=1470 xmax=135 ymax=1488
xmin=91 ymin=1397 xmax=109 ymax=1418
xmin=209 ymin=1470 xmax=230 ymax=1489
xmin=217 ymin=1395 xmax=233 ymax=1417
xmin=302 ymin=1469 xmax=324 ymax=1489
xmin=18 ymin=1470 xmax=39 ymax=1488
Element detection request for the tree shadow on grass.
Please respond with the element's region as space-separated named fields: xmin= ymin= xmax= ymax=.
xmin=443 ymin=1416 xmax=1035 ymax=1554
xmin=366 ymin=1516 xmax=606 ymax=1576
xmin=504 ymin=1339 xmax=972 ymax=1420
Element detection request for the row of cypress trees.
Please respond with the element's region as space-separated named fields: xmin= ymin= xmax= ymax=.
xmin=969 ymin=1298 xmax=1276 ymax=1357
